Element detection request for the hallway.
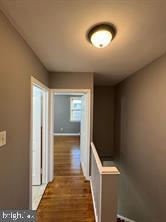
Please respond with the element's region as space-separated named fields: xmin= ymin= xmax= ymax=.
xmin=37 ymin=136 xmax=95 ymax=222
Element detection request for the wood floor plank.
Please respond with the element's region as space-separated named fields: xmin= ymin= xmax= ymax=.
xmin=37 ymin=136 xmax=95 ymax=222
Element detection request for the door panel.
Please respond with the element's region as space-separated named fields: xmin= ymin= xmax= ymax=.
xmin=32 ymin=86 xmax=42 ymax=185
xmin=80 ymin=93 xmax=90 ymax=180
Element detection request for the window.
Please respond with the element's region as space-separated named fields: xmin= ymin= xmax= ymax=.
xmin=70 ymin=97 xmax=82 ymax=122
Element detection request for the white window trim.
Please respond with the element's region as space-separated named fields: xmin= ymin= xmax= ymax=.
xmin=70 ymin=97 xmax=82 ymax=122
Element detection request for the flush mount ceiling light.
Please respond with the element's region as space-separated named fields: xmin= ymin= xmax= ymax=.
xmin=87 ymin=23 xmax=116 ymax=48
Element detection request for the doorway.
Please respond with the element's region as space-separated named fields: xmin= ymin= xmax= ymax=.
xmin=30 ymin=77 xmax=49 ymax=210
xmin=49 ymin=90 xmax=91 ymax=181
xmin=37 ymin=90 xmax=94 ymax=220
xmin=54 ymin=94 xmax=82 ymax=177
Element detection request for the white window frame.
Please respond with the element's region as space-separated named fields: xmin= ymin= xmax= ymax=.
xmin=70 ymin=97 xmax=82 ymax=122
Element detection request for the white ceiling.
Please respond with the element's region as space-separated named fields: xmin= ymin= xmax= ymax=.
xmin=0 ymin=0 xmax=166 ymax=85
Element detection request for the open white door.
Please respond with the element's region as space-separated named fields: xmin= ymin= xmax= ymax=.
xmin=80 ymin=93 xmax=90 ymax=180
xmin=32 ymin=85 xmax=42 ymax=185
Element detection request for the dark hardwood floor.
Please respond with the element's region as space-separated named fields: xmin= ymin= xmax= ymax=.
xmin=54 ymin=136 xmax=82 ymax=176
xmin=37 ymin=136 xmax=95 ymax=222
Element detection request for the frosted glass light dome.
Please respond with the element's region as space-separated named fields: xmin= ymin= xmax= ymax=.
xmin=90 ymin=30 xmax=112 ymax=48
xmin=87 ymin=23 xmax=116 ymax=48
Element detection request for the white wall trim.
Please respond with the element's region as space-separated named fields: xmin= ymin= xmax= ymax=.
xmin=117 ymin=215 xmax=136 ymax=222
xmin=54 ymin=133 xmax=80 ymax=136
xmin=31 ymin=76 xmax=49 ymax=90
xmin=32 ymin=184 xmax=47 ymax=210
xmin=49 ymin=90 xmax=54 ymax=182
xmin=90 ymin=178 xmax=98 ymax=222
xmin=50 ymin=88 xmax=90 ymax=93
xmin=30 ymin=76 xmax=49 ymax=209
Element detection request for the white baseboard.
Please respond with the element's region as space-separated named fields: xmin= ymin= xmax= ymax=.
xmin=118 ymin=214 xmax=136 ymax=222
xmin=90 ymin=178 xmax=98 ymax=222
xmin=54 ymin=133 xmax=80 ymax=136
xmin=32 ymin=183 xmax=47 ymax=210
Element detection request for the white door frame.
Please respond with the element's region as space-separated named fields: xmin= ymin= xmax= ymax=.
xmin=49 ymin=89 xmax=91 ymax=181
xmin=29 ymin=76 xmax=49 ymax=209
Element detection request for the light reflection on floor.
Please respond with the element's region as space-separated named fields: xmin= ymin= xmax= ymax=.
xmin=71 ymin=148 xmax=81 ymax=170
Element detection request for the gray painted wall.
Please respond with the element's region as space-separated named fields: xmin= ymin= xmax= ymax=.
xmin=0 ymin=10 xmax=48 ymax=208
xmin=115 ymin=54 xmax=166 ymax=221
xmin=93 ymin=86 xmax=114 ymax=157
xmin=49 ymin=72 xmax=93 ymax=90
xmin=54 ymin=95 xmax=81 ymax=134
xmin=49 ymin=72 xmax=94 ymax=140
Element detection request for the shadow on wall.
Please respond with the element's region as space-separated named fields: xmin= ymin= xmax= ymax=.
xmin=93 ymin=86 xmax=114 ymax=158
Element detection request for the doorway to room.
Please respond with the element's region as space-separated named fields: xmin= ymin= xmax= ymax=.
xmin=54 ymin=95 xmax=82 ymax=177
xmin=30 ymin=77 xmax=49 ymax=210
xmin=49 ymin=90 xmax=91 ymax=181
xmin=35 ymin=89 xmax=94 ymax=221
